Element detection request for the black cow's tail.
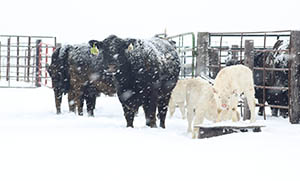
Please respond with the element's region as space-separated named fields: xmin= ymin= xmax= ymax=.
xmin=49 ymin=46 xmax=71 ymax=94
xmin=48 ymin=47 xmax=61 ymax=77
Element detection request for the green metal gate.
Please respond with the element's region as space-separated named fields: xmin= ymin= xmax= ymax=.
xmin=166 ymin=32 xmax=196 ymax=78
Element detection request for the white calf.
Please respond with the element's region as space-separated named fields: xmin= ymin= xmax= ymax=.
xmin=213 ymin=65 xmax=256 ymax=123
xmin=185 ymin=78 xmax=239 ymax=138
xmin=169 ymin=79 xmax=187 ymax=119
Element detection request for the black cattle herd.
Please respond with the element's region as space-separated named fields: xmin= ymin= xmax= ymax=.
xmin=47 ymin=35 xmax=289 ymax=128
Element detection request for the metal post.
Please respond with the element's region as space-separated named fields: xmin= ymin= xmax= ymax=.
xmin=45 ymin=44 xmax=48 ymax=85
xmin=56 ymin=43 xmax=62 ymax=49
xmin=262 ymin=34 xmax=267 ymax=120
xmin=196 ymin=32 xmax=209 ymax=76
xmin=6 ymin=38 xmax=10 ymax=81
xmin=17 ymin=36 xmax=20 ymax=81
xmin=35 ymin=39 xmax=42 ymax=87
xmin=289 ymin=31 xmax=300 ymax=124
xmin=27 ymin=37 xmax=31 ymax=82
xmin=219 ymin=35 xmax=223 ymax=71
xmin=54 ymin=37 xmax=57 ymax=47
xmin=191 ymin=33 xmax=196 ymax=78
xmin=244 ymin=40 xmax=254 ymax=120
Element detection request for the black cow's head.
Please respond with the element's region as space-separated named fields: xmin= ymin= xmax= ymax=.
xmin=48 ymin=46 xmax=70 ymax=94
xmin=89 ymin=35 xmax=136 ymax=73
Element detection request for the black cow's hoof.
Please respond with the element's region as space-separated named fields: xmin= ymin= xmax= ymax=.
xmin=281 ymin=114 xmax=288 ymax=119
xmin=160 ymin=123 xmax=166 ymax=129
xmin=126 ymin=123 xmax=134 ymax=128
xmin=146 ymin=122 xmax=157 ymax=128
xmin=88 ymin=111 xmax=94 ymax=117
xmin=258 ymin=112 xmax=263 ymax=116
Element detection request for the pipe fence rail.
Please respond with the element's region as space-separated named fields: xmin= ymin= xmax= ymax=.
xmin=0 ymin=35 xmax=56 ymax=88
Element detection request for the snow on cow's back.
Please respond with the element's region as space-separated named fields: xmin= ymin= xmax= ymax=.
xmin=68 ymin=43 xmax=104 ymax=71
xmin=147 ymin=37 xmax=179 ymax=63
xmin=58 ymin=44 xmax=73 ymax=59
xmin=274 ymin=40 xmax=290 ymax=67
xmin=128 ymin=37 xmax=180 ymax=74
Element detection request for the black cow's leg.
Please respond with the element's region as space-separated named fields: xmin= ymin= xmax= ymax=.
xmin=87 ymin=96 xmax=96 ymax=117
xmin=255 ymin=88 xmax=264 ymax=116
xmin=280 ymin=92 xmax=289 ymax=118
xmin=157 ymin=94 xmax=171 ymax=129
xmin=257 ymin=97 xmax=264 ymax=116
xmin=122 ymin=105 xmax=135 ymax=128
xmin=280 ymin=109 xmax=288 ymax=118
xmin=143 ymin=103 xmax=157 ymax=128
xmin=54 ymin=89 xmax=62 ymax=114
xmin=271 ymin=108 xmax=278 ymax=117
xmin=78 ymin=94 xmax=84 ymax=116
xmin=68 ymin=91 xmax=76 ymax=113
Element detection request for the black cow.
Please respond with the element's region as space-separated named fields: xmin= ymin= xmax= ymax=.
xmin=67 ymin=44 xmax=116 ymax=116
xmin=253 ymin=51 xmax=275 ymax=116
xmin=89 ymin=35 xmax=180 ymax=128
xmin=269 ymin=41 xmax=289 ymax=118
xmin=48 ymin=44 xmax=116 ymax=116
xmin=47 ymin=46 xmax=71 ymax=114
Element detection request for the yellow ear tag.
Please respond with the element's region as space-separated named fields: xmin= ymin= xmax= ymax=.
xmin=128 ymin=43 xmax=134 ymax=51
xmin=90 ymin=43 xmax=99 ymax=55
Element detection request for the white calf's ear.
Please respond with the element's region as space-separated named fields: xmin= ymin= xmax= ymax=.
xmin=212 ymin=87 xmax=217 ymax=94
xmin=127 ymin=43 xmax=134 ymax=51
xmin=232 ymin=89 xmax=238 ymax=96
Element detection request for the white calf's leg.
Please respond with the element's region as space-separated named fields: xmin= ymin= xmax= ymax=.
xmin=192 ymin=108 xmax=204 ymax=139
xmin=231 ymin=108 xmax=240 ymax=122
xmin=178 ymin=102 xmax=186 ymax=119
xmin=216 ymin=109 xmax=222 ymax=123
xmin=168 ymin=98 xmax=175 ymax=118
xmin=245 ymin=91 xmax=256 ymax=122
xmin=186 ymin=105 xmax=195 ymax=132
xmin=192 ymin=127 xmax=199 ymax=139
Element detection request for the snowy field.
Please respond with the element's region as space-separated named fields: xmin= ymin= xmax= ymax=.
xmin=1 ymin=86 xmax=300 ymax=181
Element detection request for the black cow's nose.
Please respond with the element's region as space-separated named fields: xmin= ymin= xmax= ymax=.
xmin=107 ymin=64 xmax=117 ymax=73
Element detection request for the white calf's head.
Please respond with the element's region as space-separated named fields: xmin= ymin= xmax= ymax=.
xmin=213 ymin=88 xmax=238 ymax=110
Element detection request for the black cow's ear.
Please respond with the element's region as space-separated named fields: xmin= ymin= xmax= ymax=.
xmin=88 ymin=40 xmax=103 ymax=49
xmin=123 ymin=39 xmax=136 ymax=50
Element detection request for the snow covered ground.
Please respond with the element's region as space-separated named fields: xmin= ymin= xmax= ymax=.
xmin=1 ymin=86 xmax=300 ymax=181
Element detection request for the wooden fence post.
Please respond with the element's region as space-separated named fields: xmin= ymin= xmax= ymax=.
xmin=289 ymin=31 xmax=300 ymax=124
xmin=244 ymin=40 xmax=254 ymax=120
xmin=208 ymin=48 xmax=219 ymax=79
xmin=196 ymin=32 xmax=209 ymax=76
